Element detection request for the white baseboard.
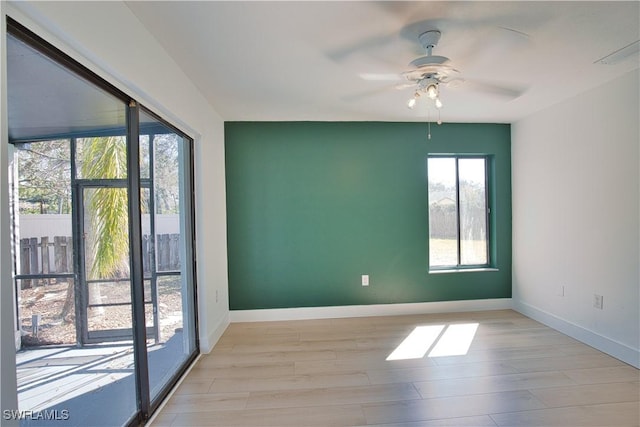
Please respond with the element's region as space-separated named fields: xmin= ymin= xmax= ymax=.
xmin=513 ymin=301 xmax=640 ymax=369
xmin=199 ymin=313 xmax=230 ymax=353
xmin=230 ymin=298 xmax=513 ymax=323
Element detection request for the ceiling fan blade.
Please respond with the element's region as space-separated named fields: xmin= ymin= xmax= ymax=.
xmin=456 ymin=26 xmax=532 ymax=70
xmin=394 ymin=82 xmax=416 ymax=90
xmin=342 ymin=84 xmax=397 ymax=102
xmin=594 ymin=40 xmax=640 ymax=65
xmin=358 ymin=73 xmax=403 ymax=82
xmin=327 ymin=33 xmax=399 ymax=62
xmin=455 ymin=79 xmax=527 ymax=99
xmin=402 ymin=64 xmax=459 ymax=81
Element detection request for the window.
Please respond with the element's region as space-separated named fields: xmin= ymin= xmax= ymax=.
xmin=428 ymin=156 xmax=490 ymax=269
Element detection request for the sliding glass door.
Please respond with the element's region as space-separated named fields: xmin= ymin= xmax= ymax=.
xmin=7 ymin=18 xmax=198 ymax=426
xmin=139 ymin=109 xmax=197 ymax=401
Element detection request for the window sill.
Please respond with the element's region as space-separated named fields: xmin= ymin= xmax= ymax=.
xmin=429 ymin=268 xmax=499 ymax=274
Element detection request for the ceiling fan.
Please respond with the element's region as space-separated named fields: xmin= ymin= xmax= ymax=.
xmin=397 ymin=29 xmax=457 ymax=112
xmin=358 ymin=27 xmax=526 ymax=115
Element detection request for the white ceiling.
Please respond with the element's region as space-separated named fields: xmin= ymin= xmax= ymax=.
xmin=126 ymin=1 xmax=639 ymax=123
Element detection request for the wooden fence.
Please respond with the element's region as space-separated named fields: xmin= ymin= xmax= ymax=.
xmin=19 ymin=234 xmax=181 ymax=288
xmin=143 ymin=234 xmax=182 ymax=273
xmin=19 ymin=236 xmax=73 ymax=288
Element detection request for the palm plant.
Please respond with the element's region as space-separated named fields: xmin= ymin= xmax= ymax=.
xmin=77 ymin=136 xmax=130 ymax=320
xmin=59 ymin=136 xmax=130 ymax=323
xmin=80 ymin=136 xmax=129 ymax=279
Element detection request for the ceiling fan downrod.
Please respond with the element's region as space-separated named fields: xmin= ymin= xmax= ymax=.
xmin=418 ymin=30 xmax=442 ymax=55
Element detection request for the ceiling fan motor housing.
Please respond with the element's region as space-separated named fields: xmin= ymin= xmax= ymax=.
xmin=409 ymin=29 xmax=451 ymax=68
xmin=418 ymin=30 xmax=442 ymax=51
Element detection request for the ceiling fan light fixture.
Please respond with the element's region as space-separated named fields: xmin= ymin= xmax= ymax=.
xmin=435 ymin=98 xmax=443 ymax=109
xmin=426 ymin=83 xmax=438 ymax=99
xmin=407 ymin=97 xmax=417 ymax=109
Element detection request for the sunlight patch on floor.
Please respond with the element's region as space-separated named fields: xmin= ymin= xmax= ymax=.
xmin=385 ymin=325 xmax=445 ymax=360
xmin=428 ymin=323 xmax=479 ymax=357
xmin=386 ymin=323 xmax=479 ymax=361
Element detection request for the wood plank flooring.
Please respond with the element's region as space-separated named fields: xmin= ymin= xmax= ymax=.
xmin=151 ymin=310 xmax=639 ymax=426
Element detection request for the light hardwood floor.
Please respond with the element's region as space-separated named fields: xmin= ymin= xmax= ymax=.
xmin=151 ymin=310 xmax=639 ymax=426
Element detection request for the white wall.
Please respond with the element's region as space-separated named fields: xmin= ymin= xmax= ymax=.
xmin=1 ymin=0 xmax=230 ymax=412
xmin=512 ymin=69 xmax=640 ymax=367
xmin=16 ymin=214 xmax=181 ymax=238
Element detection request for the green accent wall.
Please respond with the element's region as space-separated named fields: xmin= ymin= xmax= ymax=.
xmin=225 ymin=122 xmax=511 ymax=310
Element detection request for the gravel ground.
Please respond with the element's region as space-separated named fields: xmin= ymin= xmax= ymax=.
xmin=19 ymin=277 xmax=183 ymax=347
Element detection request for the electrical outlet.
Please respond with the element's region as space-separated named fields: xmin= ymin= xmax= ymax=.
xmin=593 ymin=294 xmax=603 ymax=310
xmin=361 ymin=275 xmax=369 ymax=287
